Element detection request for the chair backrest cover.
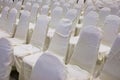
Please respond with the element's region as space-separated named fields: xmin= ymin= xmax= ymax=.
xmin=83 ymin=11 xmax=99 ymax=27
xmin=0 ymin=6 xmax=9 ymax=30
xmin=14 ymin=10 xmax=30 ymax=42
xmin=102 ymin=15 xmax=120 ymax=46
xmin=65 ymin=9 xmax=78 ymax=22
xmin=49 ymin=6 xmax=63 ymax=28
xmin=70 ymin=25 xmax=102 ymax=73
xmin=100 ymin=34 xmax=120 ymax=80
xmin=40 ymin=5 xmax=49 ymax=15
xmin=99 ymin=7 xmax=111 ymax=27
xmin=48 ymin=18 xmax=72 ymax=58
xmin=0 ymin=38 xmax=13 ymax=80
xmin=7 ymin=8 xmax=17 ymax=36
xmin=30 ymin=53 xmax=66 ymax=80
xmin=24 ymin=2 xmax=32 ymax=11
xmin=30 ymin=3 xmax=39 ymax=23
xmin=30 ymin=15 xmax=49 ymax=50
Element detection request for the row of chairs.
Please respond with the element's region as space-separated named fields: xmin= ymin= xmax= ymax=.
xmin=0 ymin=0 xmax=120 ymax=80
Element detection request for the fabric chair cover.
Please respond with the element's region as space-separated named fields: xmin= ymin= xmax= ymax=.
xmin=0 ymin=6 xmax=9 ymax=30
xmin=14 ymin=15 xmax=49 ymax=80
xmin=83 ymin=11 xmax=99 ymax=27
xmin=40 ymin=5 xmax=49 ymax=15
xmin=99 ymin=7 xmax=111 ymax=27
xmin=30 ymin=53 xmax=66 ymax=80
xmin=65 ymin=26 xmax=101 ymax=80
xmin=30 ymin=3 xmax=39 ymax=23
xmin=65 ymin=9 xmax=77 ymax=22
xmin=6 ymin=8 xmax=17 ymax=37
xmin=10 ymin=10 xmax=30 ymax=46
xmin=24 ymin=2 xmax=32 ymax=11
xmin=23 ymin=18 xmax=72 ymax=80
xmin=100 ymin=34 xmax=120 ymax=80
xmin=62 ymin=3 xmax=70 ymax=15
xmin=70 ymin=25 xmax=102 ymax=72
xmin=102 ymin=15 xmax=120 ymax=46
xmin=49 ymin=6 xmax=63 ymax=28
xmin=0 ymin=38 xmax=13 ymax=80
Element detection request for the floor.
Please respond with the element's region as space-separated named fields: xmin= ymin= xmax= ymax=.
xmin=10 ymin=70 xmax=19 ymax=80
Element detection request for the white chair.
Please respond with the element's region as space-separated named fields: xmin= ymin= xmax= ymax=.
xmin=62 ymin=3 xmax=70 ymax=15
xmin=14 ymin=15 xmax=49 ymax=80
xmin=30 ymin=3 xmax=39 ymax=23
xmin=0 ymin=8 xmax=17 ymax=38
xmin=24 ymin=2 xmax=32 ymax=11
xmin=65 ymin=9 xmax=78 ymax=22
xmin=0 ymin=6 xmax=9 ymax=31
xmin=23 ymin=18 xmax=72 ymax=80
xmin=102 ymin=15 xmax=120 ymax=47
xmin=49 ymin=6 xmax=63 ymax=29
xmin=15 ymin=1 xmax=22 ymax=18
xmin=8 ymin=10 xmax=30 ymax=46
xmin=66 ymin=25 xmax=102 ymax=80
xmin=99 ymin=34 xmax=120 ymax=80
xmin=110 ymin=4 xmax=119 ymax=15
xmin=40 ymin=5 xmax=49 ymax=15
xmin=50 ymin=2 xmax=60 ymax=11
xmin=99 ymin=7 xmax=111 ymax=27
xmin=83 ymin=11 xmax=99 ymax=27
xmin=0 ymin=38 xmax=13 ymax=80
xmin=30 ymin=53 xmax=66 ymax=80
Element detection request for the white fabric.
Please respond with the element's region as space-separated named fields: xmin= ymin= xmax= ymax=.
xmin=99 ymin=7 xmax=111 ymax=27
xmin=30 ymin=3 xmax=39 ymax=23
xmin=6 ymin=8 xmax=17 ymax=37
xmin=14 ymin=15 xmax=49 ymax=80
xmin=49 ymin=6 xmax=63 ymax=28
xmin=0 ymin=8 xmax=17 ymax=38
xmin=83 ymin=11 xmax=99 ymax=27
xmin=100 ymin=34 xmax=120 ymax=80
xmin=30 ymin=53 xmax=67 ymax=80
xmin=102 ymin=15 xmax=120 ymax=46
xmin=40 ymin=5 xmax=49 ymax=15
xmin=24 ymin=2 xmax=32 ymax=11
xmin=65 ymin=9 xmax=78 ymax=22
xmin=23 ymin=18 xmax=72 ymax=80
xmin=62 ymin=3 xmax=70 ymax=15
xmin=14 ymin=10 xmax=30 ymax=44
xmin=70 ymin=25 xmax=102 ymax=73
xmin=0 ymin=38 xmax=13 ymax=80
xmin=0 ymin=6 xmax=9 ymax=30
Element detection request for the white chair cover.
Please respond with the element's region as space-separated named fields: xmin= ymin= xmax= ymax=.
xmin=0 ymin=38 xmax=13 ymax=80
xmin=99 ymin=7 xmax=111 ymax=27
xmin=40 ymin=5 xmax=49 ymax=15
xmin=12 ymin=10 xmax=30 ymax=45
xmin=100 ymin=34 xmax=120 ymax=80
xmin=49 ymin=6 xmax=63 ymax=28
xmin=65 ymin=9 xmax=78 ymax=22
xmin=30 ymin=15 xmax=49 ymax=49
xmin=70 ymin=25 xmax=102 ymax=72
xmin=6 ymin=8 xmax=17 ymax=37
xmin=83 ymin=11 xmax=99 ymax=27
xmin=0 ymin=6 xmax=9 ymax=30
xmin=30 ymin=53 xmax=66 ymax=80
xmin=22 ymin=18 xmax=72 ymax=80
xmin=14 ymin=15 xmax=49 ymax=80
xmin=30 ymin=3 xmax=39 ymax=23
xmin=24 ymin=2 xmax=32 ymax=11
xmin=102 ymin=15 xmax=120 ymax=46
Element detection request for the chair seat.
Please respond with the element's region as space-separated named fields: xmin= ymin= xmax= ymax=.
xmin=0 ymin=30 xmax=10 ymax=38
xmin=14 ymin=44 xmax=40 ymax=57
xmin=8 ymin=38 xmax=25 ymax=46
xmin=66 ymin=65 xmax=100 ymax=80
xmin=66 ymin=64 xmax=90 ymax=80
